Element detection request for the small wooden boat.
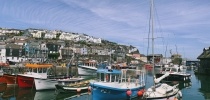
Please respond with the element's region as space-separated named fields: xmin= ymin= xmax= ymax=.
xmin=55 ymin=79 xmax=89 ymax=93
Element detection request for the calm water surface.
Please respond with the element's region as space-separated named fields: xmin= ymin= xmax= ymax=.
xmin=0 ymin=67 xmax=209 ymax=100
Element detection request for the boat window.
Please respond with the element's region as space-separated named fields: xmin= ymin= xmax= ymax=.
xmin=47 ymin=68 xmax=54 ymax=75
xmin=97 ymin=73 xmax=100 ymax=81
xmin=33 ymin=68 xmax=37 ymax=73
xmin=162 ymin=68 xmax=166 ymax=71
xmin=110 ymin=74 xmax=119 ymax=82
xmin=111 ymin=74 xmax=115 ymax=82
xmin=166 ymin=68 xmax=170 ymax=71
xmin=28 ymin=68 xmax=32 ymax=72
xmin=38 ymin=68 xmax=42 ymax=73
xmin=100 ymin=73 xmax=104 ymax=81
xmin=171 ymin=68 xmax=177 ymax=72
xmin=43 ymin=68 xmax=47 ymax=73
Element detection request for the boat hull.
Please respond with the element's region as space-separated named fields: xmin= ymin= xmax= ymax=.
xmin=55 ymin=84 xmax=88 ymax=93
xmin=145 ymin=93 xmax=179 ymax=100
xmin=34 ymin=78 xmax=58 ymax=90
xmin=77 ymin=66 xmax=97 ymax=76
xmin=155 ymin=73 xmax=191 ymax=82
xmin=2 ymin=74 xmax=17 ymax=85
xmin=17 ymin=75 xmax=34 ymax=88
xmin=90 ymin=84 xmax=145 ymax=100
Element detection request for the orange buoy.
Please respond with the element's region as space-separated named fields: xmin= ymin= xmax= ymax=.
xmin=137 ymin=90 xmax=143 ymax=97
xmin=126 ymin=90 xmax=132 ymax=96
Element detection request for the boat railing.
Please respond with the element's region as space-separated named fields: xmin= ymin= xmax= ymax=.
xmin=120 ymin=69 xmax=145 ymax=85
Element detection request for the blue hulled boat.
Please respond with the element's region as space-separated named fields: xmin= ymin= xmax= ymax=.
xmin=90 ymin=68 xmax=145 ymax=100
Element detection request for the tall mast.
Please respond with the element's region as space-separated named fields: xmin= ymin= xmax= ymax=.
xmin=151 ymin=0 xmax=155 ymax=89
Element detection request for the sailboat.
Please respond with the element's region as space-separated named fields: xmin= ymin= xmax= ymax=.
xmin=142 ymin=0 xmax=182 ymax=100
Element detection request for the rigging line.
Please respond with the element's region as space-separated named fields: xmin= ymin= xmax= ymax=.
xmin=154 ymin=2 xmax=165 ymax=55
xmin=154 ymin=3 xmax=164 ymax=36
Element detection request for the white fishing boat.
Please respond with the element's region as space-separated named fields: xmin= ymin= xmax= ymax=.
xmin=77 ymin=60 xmax=98 ymax=75
xmin=34 ymin=78 xmax=58 ymax=90
xmin=142 ymin=0 xmax=182 ymax=99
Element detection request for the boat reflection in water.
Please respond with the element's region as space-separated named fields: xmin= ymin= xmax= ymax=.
xmin=1 ymin=85 xmax=17 ymax=100
xmin=34 ymin=90 xmax=56 ymax=100
xmin=56 ymin=87 xmax=91 ymax=100
xmin=0 ymin=85 xmax=36 ymax=100
xmin=63 ymin=92 xmax=92 ymax=100
xmin=0 ymin=85 xmax=58 ymax=100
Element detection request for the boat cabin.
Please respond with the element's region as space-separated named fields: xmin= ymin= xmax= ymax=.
xmin=161 ymin=67 xmax=182 ymax=73
xmin=24 ymin=63 xmax=54 ymax=78
xmin=96 ymin=69 xmax=121 ymax=83
xmin=96 ymin=69 xmax=145 ymax=85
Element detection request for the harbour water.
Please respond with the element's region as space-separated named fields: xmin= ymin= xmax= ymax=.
xmin=0 ymin=67 xmax=209 ymax=100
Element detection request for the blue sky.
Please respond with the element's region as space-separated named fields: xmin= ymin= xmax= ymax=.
xmin=0 ymin=0 xmax=210 ymax=60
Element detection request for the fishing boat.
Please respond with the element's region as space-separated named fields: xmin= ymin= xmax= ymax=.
xmin=155 ymin=66 xmax=191 ymax=82
xmin=89 ymin=68 xmax=145 ymax=100
xmin=17 ymin=63 xmax=54 ymax=88
xmin=55 ymin=79 xmax=89 ymax=93
xmin=142 ymin=0 xmax=182 ymax=99
xmin=35 ymin=53 xmax=82 ymax=91
xmin=34 ymin=78 xmax=58 ymax=90
xmin=77 ymin=60 xmax=98 ymax=76
xmin=0 ymin=62 xmax=18 ymax=85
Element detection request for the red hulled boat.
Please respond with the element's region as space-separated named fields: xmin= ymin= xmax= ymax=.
xmin=2 ymin=74 xmax=17 ymax=85
xmin=17 ymin=63 xmax=53 ymax=88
